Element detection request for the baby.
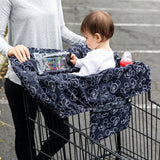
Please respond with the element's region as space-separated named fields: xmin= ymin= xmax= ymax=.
xmin=70 ymin=10 xmax=116 ymax=76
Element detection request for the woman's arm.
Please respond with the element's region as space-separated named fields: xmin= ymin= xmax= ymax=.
xmin=0 ymin=0 xmax=30 ymax=62
xmin=0 ymin=0 xmax=13 ymax=57
xmin=58 ymin=0 xmax=85 ymax=46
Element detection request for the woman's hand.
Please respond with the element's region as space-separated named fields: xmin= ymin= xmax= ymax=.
xmin=70 ymin=54 xmax=77 ymax=65
xmin=8 ymin=45 xmax=30 ymax=63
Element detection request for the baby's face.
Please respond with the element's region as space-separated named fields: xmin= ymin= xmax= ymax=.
xmin=83 ymin=32 xmax=99 ymax=50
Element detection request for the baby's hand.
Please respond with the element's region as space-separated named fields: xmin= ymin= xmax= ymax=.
xmin=70 ymin=54 xmax=77 ymax=65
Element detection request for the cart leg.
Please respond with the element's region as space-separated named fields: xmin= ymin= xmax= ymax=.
xmin=23 ymin=90 xmax=37 ymax=160
xmin=62 ymin=146 xmax=67 ymax=160
xmin=116 ymin=132 xmax=121 ymax=160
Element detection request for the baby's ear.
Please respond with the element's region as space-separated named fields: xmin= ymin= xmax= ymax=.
xmin=95 ymin=33 xmax=102 ymax=42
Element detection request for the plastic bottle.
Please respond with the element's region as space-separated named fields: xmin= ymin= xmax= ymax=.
xmin=120 ymin=51 xmax=133 ymax=67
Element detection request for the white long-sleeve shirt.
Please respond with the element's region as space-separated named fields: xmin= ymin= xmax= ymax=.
xmin=73 ymin=49 xmax=116 ymax=76
xmin=0 ymin=0 xmax=84 ymax=85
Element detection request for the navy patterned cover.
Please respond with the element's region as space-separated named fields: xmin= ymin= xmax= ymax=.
xmin=10 ymin=42 xmax=151 ymax=141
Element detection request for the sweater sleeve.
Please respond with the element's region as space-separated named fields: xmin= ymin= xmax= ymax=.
xmin=75 ymin=58 xmax=83 ymax=68
xmin=0 ymin=0 xmax=13 ymax=57
xmin=58 ymin=0 xmax=85 ymax=46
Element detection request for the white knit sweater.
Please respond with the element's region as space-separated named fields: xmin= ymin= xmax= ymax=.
xmin=0 ymin=0 xmax=84 ymax=85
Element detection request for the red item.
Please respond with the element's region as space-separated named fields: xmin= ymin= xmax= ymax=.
xmin=120 ymin=58 xmax=133 ymax=67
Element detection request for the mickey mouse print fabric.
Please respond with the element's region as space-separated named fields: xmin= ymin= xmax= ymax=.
xmin=10 ymin=42 xmax=151 ymax=141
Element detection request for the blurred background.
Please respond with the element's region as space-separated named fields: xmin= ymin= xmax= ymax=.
xmin=0 ymin=0 xmax=160 ymax=159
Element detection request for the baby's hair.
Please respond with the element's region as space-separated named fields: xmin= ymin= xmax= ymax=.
xmin=81 ymin=10 xmax=114 ymax=41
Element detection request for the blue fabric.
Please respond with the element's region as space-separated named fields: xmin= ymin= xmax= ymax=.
xmin=10 ymin=42 xmax=151 ymax=141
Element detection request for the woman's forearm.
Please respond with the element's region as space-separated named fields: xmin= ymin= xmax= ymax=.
xmin=0 ymin=35 xmax=13 ymax=57
xmin=61 ymin=25 xmax=85 ymax=46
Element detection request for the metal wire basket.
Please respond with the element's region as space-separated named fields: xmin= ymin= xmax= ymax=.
xmin=24 ymin=91 xmax=160 ymax=160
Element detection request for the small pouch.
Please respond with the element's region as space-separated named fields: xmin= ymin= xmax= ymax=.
xmin=33 ymin=51 xmax=73 ymax=74
xmin=43 ymin=52 xmax=72 ymax=71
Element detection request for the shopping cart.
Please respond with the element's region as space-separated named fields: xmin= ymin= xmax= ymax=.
xmin=23 ymin=91 xmax=160 ymax=160
xmin=9 ymin=43 xmax=159 ymax=159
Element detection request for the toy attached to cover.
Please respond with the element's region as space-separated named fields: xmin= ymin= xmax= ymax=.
xmin=9 ymin=42 xmax=151 ymax=141
xmin=43 ymin=53 xmax=71 ymax=71
xmin=33 ymin=51 xmax=74 ymax=75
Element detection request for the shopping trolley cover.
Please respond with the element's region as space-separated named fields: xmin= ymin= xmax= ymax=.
xmin=10 ymin=42 xmax=151 ymax=141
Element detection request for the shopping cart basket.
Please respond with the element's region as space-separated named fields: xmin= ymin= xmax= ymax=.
xmin=23 ymin=91 xmax=160 ymax=160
